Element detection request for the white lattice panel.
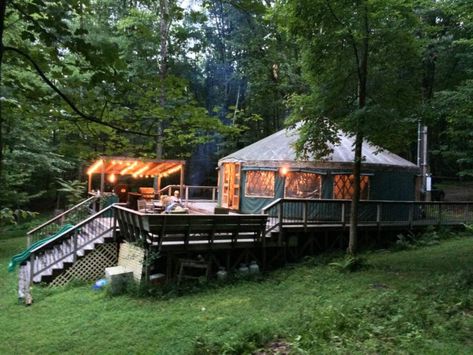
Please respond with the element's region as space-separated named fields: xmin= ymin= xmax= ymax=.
xmin=50 ymin=243 xmax=118 ymax=287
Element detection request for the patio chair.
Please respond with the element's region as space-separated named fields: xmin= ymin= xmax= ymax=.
xmin=137 ymin=199 xmax=149 ymax=213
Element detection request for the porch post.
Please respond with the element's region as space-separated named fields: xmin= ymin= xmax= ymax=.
xmin=157 ymin=175 xmax=162 ymax=193
xmin=179 ymin=164 xmax=184 ymax=198
xmin=88 ymin=173 xmax=92 ymax=193
xmin=100 ymin=160 xmax=105 ymax=194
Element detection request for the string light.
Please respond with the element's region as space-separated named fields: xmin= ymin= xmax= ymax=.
xmin=121 ymin=161 xmax=138 ymax=175
xmin=133 ymin=164 xmax=151 ymax=178
xmin=87 ymin=159 xmax=103 ymax=175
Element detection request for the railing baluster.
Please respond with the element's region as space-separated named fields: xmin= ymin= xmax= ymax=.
xmin=303 ymin=200 xmax=308 ymax=231
xmin=72 ymin=230 xmax=78 ymax=263
xmin=278 ymin=201 xmax=284 ymax=230
xmin=408 ymin=203 xmax=414 ymax=229
xmin=438 ymin=203 xmax=442 ymax=226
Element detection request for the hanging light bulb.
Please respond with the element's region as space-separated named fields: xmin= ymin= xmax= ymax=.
xmin=279 ymin=166 xmax=289 ymax=177
xmin=108 ymin=173 xmax=116 ymax=183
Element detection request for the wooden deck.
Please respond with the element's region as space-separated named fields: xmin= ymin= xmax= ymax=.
xmin=263 ymin=198 xmax=473 ymax=234
xmin=112 ymin=199 xmax=473 ymax=279
xmin=20 ymin=194 xmax=473 ymax=299
xmin=114 ymin=205 xmax=268 ymax=249
xmin=115 ymin=200 xmax=473 ymax=251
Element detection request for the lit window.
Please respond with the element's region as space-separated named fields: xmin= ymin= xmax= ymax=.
xmin=285 ymin=172 xmax=321 ymax=198
xmin=245 ymin=171 xmax=275 ymax=197
xmin=333 ymin=175 xmax=369 ymax=200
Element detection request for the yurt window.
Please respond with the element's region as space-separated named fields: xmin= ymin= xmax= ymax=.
xmin=333 ymin=175 xmax=370 ymax=200
xmin=245 ymin=170 xmax=275 ymax=197
xmin=285 ymin=172 xmax=321 ymax=198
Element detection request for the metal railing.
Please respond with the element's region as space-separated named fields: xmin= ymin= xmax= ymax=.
xmin=158 ymin=185 xmax=218 ymax=202
xmin=262 ymin=199 xmax=473 ymax=234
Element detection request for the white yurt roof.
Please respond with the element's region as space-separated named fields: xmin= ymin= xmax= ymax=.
xmin=219 ymin=127 xmax=417 ymax=168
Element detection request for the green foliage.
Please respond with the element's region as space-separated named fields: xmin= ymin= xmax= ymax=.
xmin=56 ymin=178 xmax=86 ymax=207
xmin=329 ymin=255 xmax=368 ymax=273
xmin=2 ymin=0 xmax=473 ymax=212
xmin=282 ymin=0 xmax=421 ymax=157
xmin=0 ymin=208 xmax=38 ymax=227
xmin=395 ymin=227 xmax=458 ymax=250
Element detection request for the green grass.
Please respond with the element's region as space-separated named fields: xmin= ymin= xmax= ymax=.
xmin=1 ymin=227 xmax=473 ymax=354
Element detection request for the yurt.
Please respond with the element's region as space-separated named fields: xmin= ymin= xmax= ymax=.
xmin=217 ymin=127 xmax=420 ymax=214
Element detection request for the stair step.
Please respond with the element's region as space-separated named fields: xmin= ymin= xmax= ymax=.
xmin=28 ymin=224 xmax=114 ymax=285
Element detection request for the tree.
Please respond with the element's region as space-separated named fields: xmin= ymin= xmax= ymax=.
xmin=0 ymin=0 xmax=227 ymax=209
xmin=283 ymin=0 xmax=421 ymax=254
xmin=416 ymin=0 xmax=473 ymax=178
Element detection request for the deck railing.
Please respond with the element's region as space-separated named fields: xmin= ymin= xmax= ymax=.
xmin=26 ymin=195 xmax=99 ymax=246
xmin=26 ymin=194 xmax=120 ymax=246
xmin=114 ymin=205 xmax=267 ymax=248
xmin=158 ymin=185 xmax=218 ymax=202
xmin=262 ymin=199 xmax=473 ymax=233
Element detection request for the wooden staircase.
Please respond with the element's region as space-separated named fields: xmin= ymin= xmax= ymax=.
xmin=18 ymin=204 xmax=118 ymax=302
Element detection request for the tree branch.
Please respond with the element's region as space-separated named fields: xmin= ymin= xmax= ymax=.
xmin=324 ymin=0 xmax=362 ymax=83
xmin=3 ymin=46 xmax=157 ymax=137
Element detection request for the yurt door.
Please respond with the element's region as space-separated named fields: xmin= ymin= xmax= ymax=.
xmin=222 ymin=163 xmax=240 ymax=210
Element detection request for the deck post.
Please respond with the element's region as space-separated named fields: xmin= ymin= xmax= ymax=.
xmin=408 ymin=203 xmax=414 ymax=229
xmin=180 ymin=165 xmax=185 ymax=199
xmin=376 ymin=203 xmax=381 ymax=240
xmin=303 ymin=200 xmax=308 ymax=232
xmin=100 ymin=160 xmax=105 ymax=194
xmin=376 ymin=203 xmax=381 ymax=225
xmin=341 ymin=203 xmax=346 ymax=227
xmin=27 ymin=253 xmax=35 ymax=305
xmin=185 ymin=186 xmax=189 ymax=207
xmin=166 ymin=253 xmax=173 ymax=282
xmin=278 ymin=201 xmax=284 ymax=245
xmin=29 ymin=253 xmax=35 ymax=287
xmin=212 ymin=187 xmax=216 ymax=202
xmin=112 ymin=207 xmax=117 ymax=241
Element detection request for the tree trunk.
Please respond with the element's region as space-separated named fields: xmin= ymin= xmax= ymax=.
xmin=156 ymin=0 xmax=170 ymax=159
xmin=348 ymin=132 xmax=363 ymax=255
xmin=0 ymin=0 xmax=7 ymax=182
xmin=347 ymin=2 xmax=369 ymax=256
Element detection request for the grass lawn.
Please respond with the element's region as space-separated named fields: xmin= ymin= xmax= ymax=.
xmin=1 ymin=225 xmax=473 ymax=354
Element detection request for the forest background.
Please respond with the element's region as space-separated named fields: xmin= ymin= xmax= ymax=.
xmin=1 ymin=0 xmax=472 ymax=215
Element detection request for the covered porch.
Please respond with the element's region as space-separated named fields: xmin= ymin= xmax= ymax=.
xmin=86 ymin=156 xmax=184 ymax=202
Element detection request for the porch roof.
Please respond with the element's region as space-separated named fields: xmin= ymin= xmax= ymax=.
xmin=86 ymin=156 xmax=185 ymax=178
